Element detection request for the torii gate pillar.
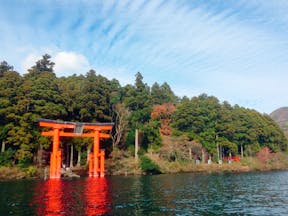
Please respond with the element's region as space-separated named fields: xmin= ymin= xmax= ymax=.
xmin=88 ymin=130 xmax=102 ymax=177
xmin=88 ymin=129 xmax=106 ymax=177
xmin=50 ymin=128 xmax=61 ymax=179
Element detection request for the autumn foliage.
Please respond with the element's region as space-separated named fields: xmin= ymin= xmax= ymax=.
xmin=255 ymin=147 xmax=287 ymax=170
xmin=256 ymin=147 xmax=273 ymax=164
xmin=151 ymin=103 xmax=175 ymax=135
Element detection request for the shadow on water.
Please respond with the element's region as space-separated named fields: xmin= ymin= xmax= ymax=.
xmin=0 ymin=179 xmax=35 ymax=215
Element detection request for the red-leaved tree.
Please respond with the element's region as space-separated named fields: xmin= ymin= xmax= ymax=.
xmin=151 ymin=103 xmax=175 ymax=135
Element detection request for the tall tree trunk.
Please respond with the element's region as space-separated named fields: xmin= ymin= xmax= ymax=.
xmin=1 ymin=141 xmax=5 ymax=152
xmin=189 ymin=148 xmax=192 ymax=160
xmin=70 ymin=144 xmax=74 ymax=168
xmin=219 ymin=144 xmax=222 ymax=160
xmin=201 ymin=149 xmax=205 ymax=163
xmin=241 ymin=144 xmax=244 ymax=158
xmin=77 ymin=149 xmax=81 ymax=167
xmin=216 ymin=143 xmax=220 ymax=162
xmin=66 ymin=144 xmax=69 ymax=167
xmin=112 ymin=104 xmax=130 ymax=150
xmin=36 ymin=144 xmax=43 ymax=166
xmin=135 ymin=129 xmax=139 ymax=159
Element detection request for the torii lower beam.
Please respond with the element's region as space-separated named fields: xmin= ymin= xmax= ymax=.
xmin=38 ymin=118 xmax=113 ymax=179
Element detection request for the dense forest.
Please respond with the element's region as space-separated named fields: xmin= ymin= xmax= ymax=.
xmin=0 ymin=54 xmax=287 ymax=168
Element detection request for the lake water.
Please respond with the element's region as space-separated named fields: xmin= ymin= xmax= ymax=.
xmin=1 ymin=171 xmax=288 ymax=215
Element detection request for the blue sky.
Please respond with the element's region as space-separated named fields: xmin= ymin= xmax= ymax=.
xmin=1 ymin=0 xmax=288 ymax=114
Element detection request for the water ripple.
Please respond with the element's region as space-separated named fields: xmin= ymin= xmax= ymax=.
xmin=1 ymin=171 xmax=288 ymax=215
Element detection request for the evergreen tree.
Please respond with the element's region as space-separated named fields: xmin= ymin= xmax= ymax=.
xmin=8 ymin=56 xmax=65 ymax=162
xmin=151 ymin=82 xmax=177 ymax=104
xmin=30 ymin=54 xmax=55 ymax=75
xmin=123 ymin=72 xmax=151 ymax=126
xmin=0 ymin=61 xmax=14 ymax=76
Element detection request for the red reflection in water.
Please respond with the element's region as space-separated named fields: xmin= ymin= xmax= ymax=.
xmin=46 ymin=179 xmax=63 ymax=215
xmin=33 ymin=179 xmax=63 ymax=216
xmin=84 ymin=178 xmax=110 ymax=215
xmin=32 ymin=178 xmax=110 ymax=216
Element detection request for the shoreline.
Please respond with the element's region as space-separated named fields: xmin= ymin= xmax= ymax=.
xmin=0 ymin=167 xmax=287 ymax=181
xmin=1 ymin=157 xmax=288 ymax=181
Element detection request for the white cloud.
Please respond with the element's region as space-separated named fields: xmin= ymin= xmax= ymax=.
xmin=21 ymin=51 xmax=91 ymax=77
xmin=53 ymin=51 xmax=90 ymax=77
xmin=21 ymin=54 xmax=41 ymax=73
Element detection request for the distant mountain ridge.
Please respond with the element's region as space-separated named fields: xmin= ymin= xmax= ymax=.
xmin=270 ymin=107 xmax=288 ymax=136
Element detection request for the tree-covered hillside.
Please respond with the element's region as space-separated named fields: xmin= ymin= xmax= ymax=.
xmin=0 ymin=55 xmax=287 ymax=167
xmin=172 ymin=95 xmax=287 ymax=160
xmin=270 ymin=107 xmax=288 ymax=137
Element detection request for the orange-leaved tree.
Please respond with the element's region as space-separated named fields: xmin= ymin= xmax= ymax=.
xmin=151 ymin=103 xmax=175 ymax=136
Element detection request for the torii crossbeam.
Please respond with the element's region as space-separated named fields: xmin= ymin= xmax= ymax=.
xmin=38 ymin=118 xmax=113 ymax=179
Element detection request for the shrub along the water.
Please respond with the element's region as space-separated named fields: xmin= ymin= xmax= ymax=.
xmin=0 ymin=148 xmax=15 ymax=166
xmin=140 ymin=155 xmax=161 ymax=174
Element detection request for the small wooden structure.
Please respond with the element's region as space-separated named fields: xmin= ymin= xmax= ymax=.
xmin=38 ymin=118 xmax=113 ymax=179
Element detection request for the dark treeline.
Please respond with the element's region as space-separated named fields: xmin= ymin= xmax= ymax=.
xmin=0 ymin=54 xmax=287 ymax=167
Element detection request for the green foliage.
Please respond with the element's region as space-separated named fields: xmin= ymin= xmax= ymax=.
xmin=30 ymin=54 xmax=55 ymax=74
xmin=26 ymin=165 xmax=37 ymax=177
xmin=0 ymin=148 xmax=15 ymax=166
xmin=0 ymin=60 xmax=14 ymax=76
xmin=125 ymin=129 xmax=136 ymax=147
xmin=137 ymin=148 xmax=146 ymax=157
xmin=140 ymin=155 xmax=161 ymax=174
xmin=245 ymin=143 xmax=261 ymax=157
xmin=141 ymin=120 xmax=162 ymax=150
xmin=171 ymin=94 xmax=288 ymax=158
xmin=80 ymin=151 xmax=87 ymax=166
xmin=219 ymin=138 xmax=238 ymax=155
xmin=127 ymin=145 xmax=135 ymax=157
xmin=123 ymin=72 xmax=152 ymax=126
xmin=151 ymin=82 xmax=178 ymax=104
xmin=17 ymin=157 xmax=32 ymax=168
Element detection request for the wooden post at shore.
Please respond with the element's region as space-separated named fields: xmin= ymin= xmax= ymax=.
xmin=1 ymin=141 xmax=5 ymax=152
xmin=135 ymin=129 xmax=139 ymax=159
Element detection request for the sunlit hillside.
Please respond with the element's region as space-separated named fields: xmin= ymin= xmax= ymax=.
xmin=270 ymin=107 xmax=288 ymax=136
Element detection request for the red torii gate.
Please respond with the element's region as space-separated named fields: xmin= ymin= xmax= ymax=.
xmin=38 ymin=118 xmax=113 ymax=179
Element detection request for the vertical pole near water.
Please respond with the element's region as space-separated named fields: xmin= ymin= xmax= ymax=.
xmin=1 ymin=141 xmax=5 ymax=152
xmin=135 ymin=129 xmax=139 ymax=159
xmin=50 ymin=128 xmax=60 ymax=179
xmin=93 ymin=130 xmax=100 ymax=177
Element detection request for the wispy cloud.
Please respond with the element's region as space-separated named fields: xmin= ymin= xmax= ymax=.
xmin=1 ymin=0 xmax=288 ymax=113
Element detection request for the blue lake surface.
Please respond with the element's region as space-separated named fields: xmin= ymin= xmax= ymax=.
xmin=1 ymin=171 xmax=288 ymax=215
